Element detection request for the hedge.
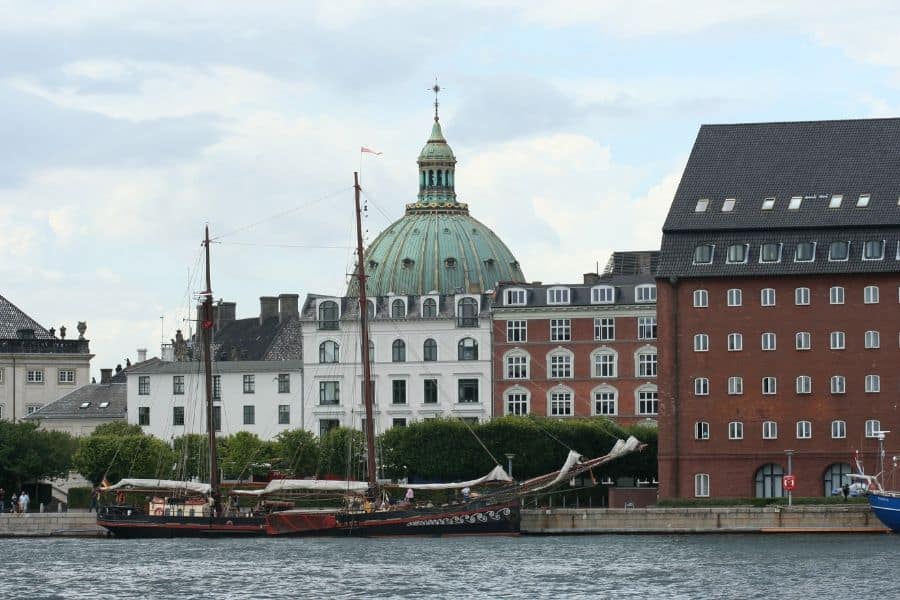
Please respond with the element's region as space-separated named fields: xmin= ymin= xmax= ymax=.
xmin=67 ymin=486 xmax=93 ymax=509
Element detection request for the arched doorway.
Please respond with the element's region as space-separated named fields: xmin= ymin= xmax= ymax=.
xmin=822 ymin=463 xmax=852 ymax=496
xmin=754 ymin=463 xmax=784 ymax=498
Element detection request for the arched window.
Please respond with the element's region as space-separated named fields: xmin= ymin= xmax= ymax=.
xmin=428 ymin=170 xmax=434 ymax=186
xmin=635 ymin=384 xmax=658 ymax=416
xmin=318 ymin=300 xmax=338 ymax=330
xmin=422 ymin=298 xmax=437 ymax=318
xmin=423 ymin=338 xmax=437 ymax=362
xmin=754 ymin=464 xmax=784 ymax=498
xmin=436 ymin=170 xmax=443 ymax=186
xmin=592 ymin=385 xmax=617 ymax=416
xmin=547 ymin=349 xmax=573 ymax=379
xmin=823 ymin=463 xmax=852 ymax=496
xmin=505 ymin=351 xmax=529 ymax=379
xmin=319 ymin=340 xmax=339 ymax=364
xmin=391 ymin=339 xmax=406 ymax=362
xmin=635 ymin=346 xmax=657 ymax=377
xmin=458 ymin=337 xmax=478 ymax=361
xmin=591 ymin=348 xmax=617 ymax=378
xmin=457 ymin=297 xmax=478 ymax=327
xmin=548 ymin=386 xmax=574 ymax=417
xmin=391 ymin=299 xmax=406 ymax=319
xmin=505 ymin=388 xmax=529 ymax=416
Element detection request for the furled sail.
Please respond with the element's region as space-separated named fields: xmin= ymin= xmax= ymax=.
xmin=232 ymin=479 xmax=370 ymax=496
xmin=102 ymin=479 xmax=212 ymax=495
xmin=392 ymin=465 xmax=512 ymax=491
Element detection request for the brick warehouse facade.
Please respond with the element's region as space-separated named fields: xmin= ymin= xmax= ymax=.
xmin=657 ymin=118 xmax=900 ymax=499
xmin=492 ymin=252 xmax=658 ymax=426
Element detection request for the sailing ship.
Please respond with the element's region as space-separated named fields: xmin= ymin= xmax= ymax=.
xmin=849 ymin=431 xmax=900 ymax=532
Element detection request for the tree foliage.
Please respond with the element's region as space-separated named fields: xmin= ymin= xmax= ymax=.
xmin=273 ymin=429 xmax=319 ymax=477
xmin=318 ymin=427 xmax=366 ymax=479
xmin=74 ymin=427 xmax=174 ymax=485
xmin=0 ymin=421 xmax=77 ymax=488
xmin=220 ymin=431 xmax=276 ymax=480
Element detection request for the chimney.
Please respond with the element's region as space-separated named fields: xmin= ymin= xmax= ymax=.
xmin=218 ymin=301 xmax=236 ymax=327
xmin=260 ymin=296 xmax=279 ymax=324
xmin=583 ymin=272 xmax=601 ymax=285
xmin=278 ymin=294 xmax=300 ymax=323
xmin=100 ymin=368 xmax=112 ymax=384
xmin=137 ymin=348 xmax=147 ymax=362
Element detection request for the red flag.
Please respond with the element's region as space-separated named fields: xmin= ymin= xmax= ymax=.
xmin=360 ymin=146 xmax=383 ymax=155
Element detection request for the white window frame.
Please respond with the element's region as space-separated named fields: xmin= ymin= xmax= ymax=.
xmin=829 ymin=286 xmax=844 ymax=305
xmin=504 ymin=389 xmax=530 ymax=416
xmin=728 ymin=376 xmax=743 ymax=395
xmin=547 ymin=287 xmax=571 ymax=305
xmin=761 ymin=197 xmax=776 ymax=210
xmin=695 ymin=421 xmax=710 ymax=441
xmin=728 ymin=421 xmax=744 ymax=440
xmin=795 ymin=375 xmax=811 ymax=394
xmin=788 ymin=195 xmax=802 ymax=210
xmin=694 ymin=334 xmax=709 ymax=352
xmin=794 ymin=287 xmax=810 ymax=306
xmin=862 ymin=240 xmax=885 ymax=261
xmin=865 ymin=330 xmax=881 ymax=349
xmin=550 ymin=318 xmax=571 ymax=342
xmin=58 ymin=369 xmax=76 ymax=384
xmin=829 ymin=194 xmax=842 ymax=208
xmin=725 ymin=243 xmax=748 ymax=264
xmin=762 ymin=377 xmax=777 ymax=395
xmin=694 ymin=474 xmax=710 ymax=498
xmin=794 ymin=242 xmax=816 ymax=263
xmin=727 ymin=288 xmax=742 ymax=307
xmin=865 ymin=419 xmax=881 ymax=439
xmin=857 ymin=193 xmax=871 ymax=207
xmin=830 ymin=331 xmax=845 ymax=350
xmin=694 ymin=377 xmax=709 ymax=396
xmin=592 ymin=348 xmax=618 ymax=378
xmin=693 ymin=289 xmax=709 ymax=308
xmin=504 ymin=351 xmax=529 ymax=380
xmin=548 ymin=350 xmax=573 ymax=380
xmin=759 ymin=243 xmax=782 ymax=264
xmin=727 ymin=332 xmax=743 ymax=352
xmin=796 ymin=421 xmax=812 ymax=439
xmin=636 ymin=348 xmax=657 ymax=378
xmin=636 ymin=386 xmax=658 ymax=416
xmin=505 ymin=288 xmax=527 ymax=306
xmin=548 ymin=387 xmax=574 ymax=417
xmin=722 ymin=198 xmax=736 ymax=212
xmin=638 ymin=316 xmax=657 ymax=341
xmin=865 ymin=374 xmax=881 ymax=393
xmin=594 ymin=317 xmax=615 ymax=341
xmin=695 ymin=198 xmax=709 ymax=212
xmin=763 ymin=421 xmax=778 ymax=440
xmin=693 ymin=245 xmax=714 ymax=265
xmin=795 ymin=332 xmax=811 ymax=351
xmin=864 ymin=285 xmax=880 ymax=304
xmin=761 ymin=332 xmax=776 ymax=351
xmin=591 ymin=285 xmax=615 ymax=304
xmin=26 ymin=370 xmax=44 ymax=384
xmin=507 ymin=320 xmax=527 ymax=343
xmin=832 ymin=420 xmax=847 ymax=439
xmin=592 ymin=386 xmax=618 ymax=416
xmin=761 ymin=288 xmax=776 ymax=306
xmin=635 ymin=284 xmax=656 ymax=303
xmin=828 ymin=241 xmax=850 ymax=262
xmin=830 ymin=375 xmax=846 ymax=394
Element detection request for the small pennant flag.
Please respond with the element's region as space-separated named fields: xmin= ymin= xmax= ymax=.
xmin=360 ymin=146 xmax=383 ymax=155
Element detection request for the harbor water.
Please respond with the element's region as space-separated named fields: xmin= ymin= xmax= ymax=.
xmin=2 ymin=534 xmax=896 ymax=599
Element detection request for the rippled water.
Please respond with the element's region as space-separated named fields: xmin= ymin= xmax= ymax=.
xmin=2 ymin=534 xmax=896 ymax=599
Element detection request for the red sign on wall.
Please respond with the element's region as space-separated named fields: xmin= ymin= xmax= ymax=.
xmin=782 ymin=475 xmax=796 ymax=491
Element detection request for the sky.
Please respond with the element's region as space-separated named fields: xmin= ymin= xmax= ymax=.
xmin=3 ymin=1 xmax=900 ymax=378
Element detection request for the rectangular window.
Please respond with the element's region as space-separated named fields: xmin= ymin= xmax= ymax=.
xmin=592 ymin=286 xmax=614 ymax=304
xmin=212 ymin=405 xmax=221 ymax=432
xmin=727 ymin=288 xmax=742 ymax=307
xmin=547 ymin=288 xmax=570 ymax=305
xmin=726 ymin=244 xmax=747 ymax=263
xmin=760 ymin=288 xmax=776 ymax=306
xmin=759 ymin=243 xmax=781 ymax=263
xmin=796 ymin=421 xmax=812 ymax=439
xmin=694 ymin=245 xmax=714 ymax=264
xmin=832 ymin=420 xmax=847 ymax=439
xmin=458 ymin=379 xmax=479 ymax=403
xmin=505 ymin=289 xmax=526 ymax=305
xmin=550 ymin=319 xmax=571 ymax=342
xmin=695 ymin=421 xmax=710 ymax=440
xmin=278 ymin=404 xmax=290 ymax=425
xmin=829 ymin=241 xmax=850 ymax=261
xmin=829 ymin=194 xmax=843 ymax=208
xmin=762 ymin=377 xmax=777 ymax=395
xmin=863 ymin=240 xmax=885 ymax=260
xmin=319 ymin=381 xmax=340 ymax=405
xmin=788 ymin=195 xmax=802 ymax=210
xmin=549 ymin=392 xmax=573 ymax=417
xmin=595 ymin=317 xmax=615 ymax=341
xmin=829 ymin=286 xmax=844 ymax=305
xmin=173 ymin=406 xmax=185 ymax=426
xmin=695 ymin=198 xmax=709 ymax=212
xmin=722 ymin=198 xmax=736 ymax=212
xmin=243 ymin=374 xmax=255 ymax=394
xmin=638 ymin=352 xmax=657 ymax=377
xmin=424 ymin=379 xmax=438 ymax=404
xmin=694 ymin=334 xmax=709 ymax=352
xmin=830 ymin=331 xmax=845 ymax=350
xmin=392 ymin=418 xmax=407 ymax=429
xmin=549 ymin=354 xmax=572 ymax=379
xmin=728 ymin=376 xmax=743 ymax=395
xmin=506 ymin=392 xmax=529 ymax=415
xmin=594 ymin=391 xmax=617 ymax=416
xmin=26 ymin=370 xmax=44 ymax=384
xmin=865 ymin=374 xmax=881 ymax=393
xmin=319 ymin=419 xmax=339 ymax=438
xmin=763 ymin=421 xmax=778 ymax=440
xmin=58 ymin=369 xmax=76 ymax=384
xmin=138 ymin=375 xmax=150 ymax=395
xmin=173 ymin=375 xmax=184 ymax=395
xmin=857 ymin=193 xmax=871 ymax=207
xmin=506 ymin=354 xmax=528 ymax=379
xmin=727 ymin=333 xmax=743 ymax=352
xmin=794 ymin=287 xmax=810 ymax=305
xmin=761 ymin=332 xmax=776 ymax=351
xmin=278 ymin=374 xmax=291 ymax=393
xmin=243 ymin=405 xmax=255 ymax=425
xmin=761 ymin=197 xmax=776 ymax=210
xmin=638 ymin=317 xmax=657 ymax=340
xmin=694 ymin=474 xmax=710 ymax=498
xmin=796 ymin=375 xmax=811 ymax=394
xmin=693 ymin=289 xmax=709 ymax=308
xmin=593 ymin=353 xmax=617 ymax=378
xmin=213 ymin=375 xmax=221 ymax=400
xmin=637 ymin=390 xmax=658 ymax=415
xmin=636 ymin=285 xmax=657 ymax=302
xmin=507 ymin=320 xmax=527 ymax=342
xmin=865 ymin=330 xmax=880 ymax=349
xmin=392 ymin=379 xmax=407 ymax=404
xmin=728 ymin=422 xmax=744 ymax=440
xmin=831 ymin=376 xmax=845 ymax=394
xmin=795 ymin=332 xmax=811 ymax=350
xmin=864 ymin=285 xmax=880 ymax=304
xmin=138 ymin=406 xmax=150 ymax=426
xmin=794 ymin=242 xmax=815 ymax=262
xmin=694 ymin=377 xmax=709 ymax=396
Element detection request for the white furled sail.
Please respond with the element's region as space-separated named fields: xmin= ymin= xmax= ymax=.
xmin=232 ymin=479 xmax=370 ymax=496
xmin=101 ymin=479 xmax=212 ymax=495
xmin=396 ymin=465 xmax=512 ymax=491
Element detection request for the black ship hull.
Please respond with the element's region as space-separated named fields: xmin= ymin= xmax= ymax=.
xmin=97 ymin=507 xmax=267 ymax=538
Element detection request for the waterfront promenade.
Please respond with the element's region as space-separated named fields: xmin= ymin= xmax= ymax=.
xmin=0 ymin=506 xmax=887 ymax=537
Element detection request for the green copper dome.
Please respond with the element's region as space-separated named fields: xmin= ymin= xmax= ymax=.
xmin=348 ymin=114 xmax=526 ymax=296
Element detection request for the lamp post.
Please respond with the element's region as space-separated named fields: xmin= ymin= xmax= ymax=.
xmin=504 ymin=453 xmax=515 ymax=480
xmin=784 ymin=449 xmax=795 ymax=507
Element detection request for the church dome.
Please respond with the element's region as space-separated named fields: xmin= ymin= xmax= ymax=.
xmin=348 ymin=100 xmax=526 ymax=296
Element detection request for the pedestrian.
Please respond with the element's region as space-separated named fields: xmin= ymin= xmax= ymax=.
xmin=0 ymin=487 xmax=5 ymax=514
xmin=462 ymin=486 xmax=471 ymax=502
xmin=20 ymin=490 xmax=29 ymax=513
xmin=10 ymin=492 xmax=18 ymax=513
xmin=404 ymin=487 xmax=414 ymax=505
xmin=842 ymin=483 xmax=850 ymax=500
xmin=90 ymin=488 xmax=100 ymax=513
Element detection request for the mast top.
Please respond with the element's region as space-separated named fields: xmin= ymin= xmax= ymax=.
xmin=430 ymin=78 xmax=442 ymax=122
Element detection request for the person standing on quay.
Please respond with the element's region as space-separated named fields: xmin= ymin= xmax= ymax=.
xmin=10 ymin=492 xmax=18 ymax=513
xmin=19 ymin=490 xmax=29 ymax=513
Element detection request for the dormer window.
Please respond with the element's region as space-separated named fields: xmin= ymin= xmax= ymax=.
xmin=863 ymin=240 xmax=885 ymax=261
xmin=695 ymin=198 xmax=709 ymax=212
xmin=317 ymin=300 xmax=339 ymax=330
xmin=79 ymin=402 xmax=90 ymax=409
xmin=829 ymin=195 xmax=843 ymax=208
xmin=693 ymin=244 xmax=714 ymax=264
xmin=391 ymin=298 xmax=406 ymax=319
xmin=761 ymin=197 xmax=776 ymax=210
xmin=726 ymin=244 xmax=748 ymax=264
xmin=721 ymin=198 xmax=736 ymax=212
xmin=591 ymin=285 xmax=615 ymax=304
xmin=483 ymin=258 xmax=496 ymax=267
xmin=457 ymin=297 xmax=479 ymax=327
xmin=857 ymin=194 xmax=871 ymax=207
xmin=759 ymin=243 xmax=782 ymax=263
xmin=505 ymin=288 xmax=526 ymax=306
xmin=401 ymin=258 xmax=415 ymax=269
xmin=828 ymin=241 xmax=850 ymax=261
xmin=99 ymin=402 xmax=110 ymax=408
xmin=788 ymin=196 xmax=802 ymax=210
xmin=547 ymin=287 xmax=570 ymax=305
xmin=444 ymin=257 xmax=457 ymax=269
xmin=422 ymin=297 xmax=438 ymax=317
xmin=636 ymin=284 xmax=656 ymax=303
xmin=794 ymin=242 xmax=815 ymax=262
xmin=367 ymin=260 xmax=378 ymax=270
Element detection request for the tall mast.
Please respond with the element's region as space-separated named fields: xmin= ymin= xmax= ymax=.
xmin=354 ymin=172 xmax=378 ymax=497
xmin=201 ymin=226 xmax=221 ymax=517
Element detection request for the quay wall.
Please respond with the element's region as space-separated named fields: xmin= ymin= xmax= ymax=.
xmin=521 ymin=505 xmax=888 ymax=534
xmin=0 ymin=511 xmax=104 ymax=537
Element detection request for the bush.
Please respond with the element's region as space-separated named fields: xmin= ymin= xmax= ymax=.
xmin=67 ymin=486 xmax=92 ymax=509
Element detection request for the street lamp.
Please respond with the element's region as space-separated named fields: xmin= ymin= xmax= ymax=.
xmin=784 ymin=449 xmax=795 ymax=507
xmin=504 ymin=453 xmax=515 ymax=480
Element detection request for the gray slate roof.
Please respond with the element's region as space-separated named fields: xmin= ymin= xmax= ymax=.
xmin=23 ymin=383 xmax=126 ymax=420
xmin=301 ymin=293 xmax=493 ymax=322
xmin=206 ymin=316 xmax=302 ymax=362
xmin=127 ymin=359 xmax=302 ymax=374
xmin=494 ymin=276 xmax=656 ymax=308
xmin=0 ymin=294 xmax=52 ymax=340
xmin=658 ymin=118 xmax=900 ymax=278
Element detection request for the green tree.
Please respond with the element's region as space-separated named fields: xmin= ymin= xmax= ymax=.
xmin=91 ymin=422 xmax=144 ymax=437
xmin=74 ymin=428 xmax=175 ymax=485
xmin=0 ymin=421 xmax=77 ymax=488
xmin=220 ymin=431 xmax=275 ymax=480
xmin=318 ymin=427 xmax=366 ymax=479
xmin=273 ymin=429 xmax=319 ymax=477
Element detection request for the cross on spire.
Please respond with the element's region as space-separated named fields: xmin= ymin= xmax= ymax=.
xmin=430 ymin=78 xmax=442 ymax=122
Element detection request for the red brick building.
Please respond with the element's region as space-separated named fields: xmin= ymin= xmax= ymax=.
xmin=492 ymin=252 xmax=658 ymax=426
xmin=657 ymin=118 xmax=900 ymax=499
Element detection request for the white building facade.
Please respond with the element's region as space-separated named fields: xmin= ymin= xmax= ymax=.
xmin=300 ymin=293 xmax=493 ymax=437
xmin=126 ymin=359 xmax=303 ymax=441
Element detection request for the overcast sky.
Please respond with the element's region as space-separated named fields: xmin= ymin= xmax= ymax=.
xmin=3 ymin=1 xmax=900 ymax=377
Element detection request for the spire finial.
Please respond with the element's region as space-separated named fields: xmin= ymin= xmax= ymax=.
xmin=430 ymin=77 xmax=441 ymax=122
